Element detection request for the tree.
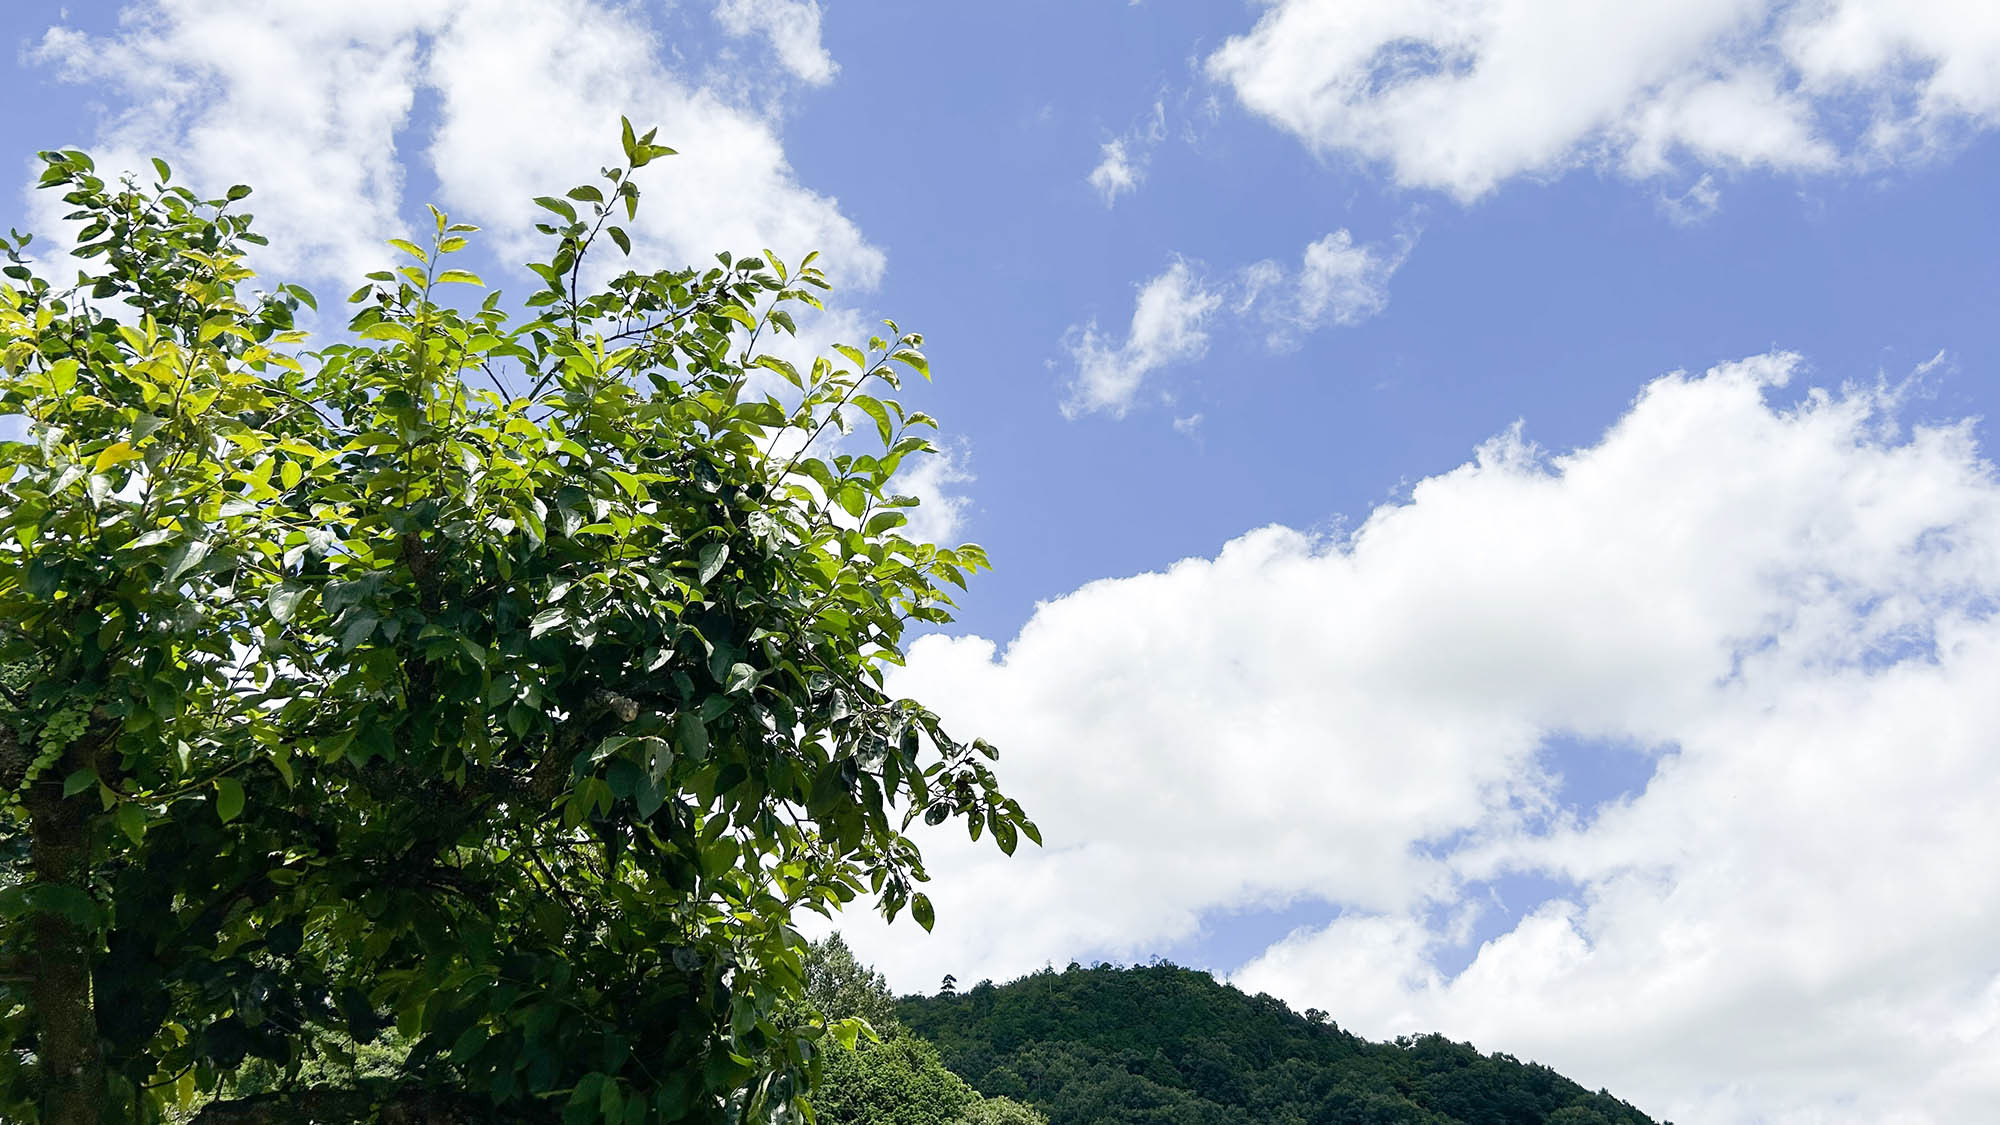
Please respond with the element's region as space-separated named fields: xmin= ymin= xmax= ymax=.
xmin=954 ymin=1097 xmax=1047 ymax=1125
xmin=786 ymin=936 xmax=1047 ymax=1125
xmin=792 ymin=933 xmax=899 ymax=1037
xmin=809 ymin=1035 xmax=979 ymax=1125
xmin=0 ymin=122 xmax=1035 ymax=1124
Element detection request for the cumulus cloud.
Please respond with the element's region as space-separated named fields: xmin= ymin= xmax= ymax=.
xmin=712 ymin=0 xmax=838 ymax=87
xmin=1207 ymin=0 xmax=2000 ymax=201
xmin=423 ymin=0 xmax=879 ymax=294
xmin=837 ymin=353 xmax=2000 ymax=1122
xmin=30 ymin=1 xmax=450 ymax=283
xmin=892 ymin=445 xmax=975 ymax=546
xmin=1061 ymin=259 xmax=1222 ymax=418
xmin=27 ymin=0 xmax=879 ymax=309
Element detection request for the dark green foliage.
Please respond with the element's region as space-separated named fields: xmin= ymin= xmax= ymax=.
xmin=897 ymin=964 xmax=1663 ymax=1125
xmin=0 ymin=128 xmax=1032 ymax=1124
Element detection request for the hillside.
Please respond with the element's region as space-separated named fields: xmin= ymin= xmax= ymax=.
xmin=896 ymin=964 xmax=1664 ymax=1125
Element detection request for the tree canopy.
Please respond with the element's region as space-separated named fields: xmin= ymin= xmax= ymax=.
xmin=785 ymin=935 xmax=1046 ymax=1125
xmin=0 ymin=123 xmax=1033 ymax=1124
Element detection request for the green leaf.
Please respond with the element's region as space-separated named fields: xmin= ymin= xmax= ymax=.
xmin=851 ymin=395 xmax=893 ymax=445
xmin=268 ymin=584 xmax=307 ymax=623
xmin=836 ymin=482 xmax=868 ymax=520
xmin=911 ymin=892 xmax=935 ymax=932
xmin=214 ymin=777 xmax=245 ymax=823
xmin=225 ymin=184 xmax=252 ymax=201
xmin=62 ymin=769 xmax=97 ymax=798
xmin=753 ymin=354 xmax=801 ymax=386
xmin=359 ymin=321 xmax=414 ymax=344
xmin=46 ymin=357 xmax=79 ymax=394
xmin=533 ymin=196 xmax=578 ymax=224
xmin=642 ymin=737 xmax=674 ymax=783
xmin=450 ymin=1023 xmax=488 ymax=1064
xmin=607 ymin=226 xmax=631 ymax=255
xmin=387 ymin=238 xmax=427 ymax=263
xmin=530 ymin=607 xmax=567 ymax=638
xmin=94 ymin=441 xmax=143 ymax=472
xmin=864 ymin=510 xmax=908 ymax=536
xmin=566 ymin=184 xmax=604 ymax=204
xmin=150 ymin=157 xmax=171 ymax=183
xmin=117 ymin=801 xmax=148 ymax=845
xmin=339 ymin=611 xmax=378 ymax=652
xmin=163 ymin=539 xmax=211 ymax=583
xmin=674 ymin=712 xmax=708 ymax=763
xmin=697 ymin=542 xmax=729 ymax=586
xmin=435 ymin=269 xmax=485 ymax=286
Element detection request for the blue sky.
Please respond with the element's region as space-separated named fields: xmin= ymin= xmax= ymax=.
xmin=9 ymin=2 xmax=2000 ymax=1120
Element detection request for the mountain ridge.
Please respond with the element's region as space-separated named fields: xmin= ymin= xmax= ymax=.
xmin=893 ymin=962 xmax=1665 ymax=1125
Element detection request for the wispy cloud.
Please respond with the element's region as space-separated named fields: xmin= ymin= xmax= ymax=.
xmin=713 ymin=0 xmax=838 ymax=87
xmin=1240 ymin=228 xmax=1414 ymax=351
xmin=1657 ymin=173 xmax=1722 ymax=225
xmin=1064 ymin=226 xmax=1412 ymax=417
xmin=1087 ymin=99 xmax=1167 ymax=206
xmin=1062 ymin=259 xmax=1223 ymax=419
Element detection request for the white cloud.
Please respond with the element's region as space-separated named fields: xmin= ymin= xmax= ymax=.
xmin=713 ymin=0 xmax=838 ymax=87
xmin=1086 ymin=139 xmax=1141 ymax=205
xmin=27 ymin=0 xmax=880 ymax=306
xmin=1658 ymin=172 xmax=1723 ymax=225
xmin=423 ymin=0 xmax=880 ymax=294
xmin=31 ymin=1 xmax=451 ymax=283
xmin=1086 ymin=99 xmax=1167 ymax=206
xmin=1061 ymin=259 xmax=1222 ymax=418
xmin=1242 ymin=228 xmax=1412 ymax=350
xmin=892 ymin=446 xmax=974 ymax=546
xmin=1207 ymin=0 xmax=2000 ymax=201
xmin=1068 ymin=228 xmax=1406 ymax=417
xmin=836 ymin=352 xmax=2000 ymax=1122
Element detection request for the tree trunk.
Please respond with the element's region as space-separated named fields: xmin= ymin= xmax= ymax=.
xmin=22 ymin=741 xmax=103 ymax=1125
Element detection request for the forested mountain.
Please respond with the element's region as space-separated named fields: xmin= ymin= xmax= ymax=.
xmin=895 ymin=964 xmax=1664 ymax=1125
